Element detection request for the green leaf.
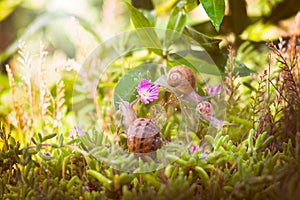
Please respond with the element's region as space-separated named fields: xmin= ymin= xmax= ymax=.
xmin=228 ymin=115 xmax=252 ymax=127
xmin=255 ymin=132 xmax=267 ymax=151
xmin=183 ymin=26 xmax=222 ymax=52
xmin=226 ymin=59 xmax=255 ymax=77
xmin=38 ymin=133 xmax=43 ymax=143
xmin=167 ymin=26 xmax=228 ymax=72
xmin=185 ymin=0 xmax=200 ymax=12
xmin=144 ymin=174 xmax=162 ymax=190
xmin=113 ymin=63 xmax=163 ymax=108
xmin=126 ymin=2 xmax=163 ymax=55
xmin=192 ymin=21 xmax=219 ymax=36
xmin=87 ymin=169 xmax=112 ymax=190
xmin=31 ymin=137 xmax=37 ymax=145
xmin=204 ymin=135 xmax=214 ymax=146
xmin=59 ymin=134 xmax=64 ymax=147
xmin=67 ymin=176 xmax=80 ymax=189
xmin=168 ymin=51 xmax=223 ymax=76
xmin=167 ymin=7 xmax=187 ymax=34
xmin=261 ymin=136 xmax=274 ymax=149
xmin=201 ymin=0 xmax=225 ymax=31
xmin=119 ymin=173 xmax=135 ymax=185
xmin=42 ymin=133 xmax=57 ymax=142
xmin=38 ymin=152 xmax=53 ymax=161
xmin=165 ymin=7 xmax=187 ymax=47
xmin=195 ymin=166 xmax=209 ymax=187
xmin=247 ymin=129 xmax=254 ymax=153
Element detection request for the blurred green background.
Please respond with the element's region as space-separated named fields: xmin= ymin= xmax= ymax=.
xmin=1 ymin=0 xmax=299 ymax=72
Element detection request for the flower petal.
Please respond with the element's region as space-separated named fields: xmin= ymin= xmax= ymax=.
xmin=207 ymin=84 xmax=222 ymax=96
xmin=136 ymin=79 xmax=159 ymax=104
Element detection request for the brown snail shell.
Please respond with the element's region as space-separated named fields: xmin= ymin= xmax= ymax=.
xmin=118 ymin=98 xmax=162 ymax=153
xmin=196 ymin=101 xmax=213 ymax=116
xmin=167 ymin=66 xmax=196 ymax=94
xmin=127 ymin=118 xmax=162 ymax=153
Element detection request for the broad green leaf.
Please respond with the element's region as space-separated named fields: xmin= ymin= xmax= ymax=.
xmin=192 ymin=21 xmax=219 ymax=36
xmin=126 ymin=3 xmax=163 ymax=55
xmin=113 ymin=63 xmax=163 ymax=108
xmin=166 ymin=7 xmax=186 ymax=33
xmin=168 ymin=50 xmax=223 ymax=76
xmin=184 ymin=26 xmax=221 ymax=52
xmin=140 ymin=10 xmax=156 ymax=26
xmin=201 ymin=0 xmax=225 ymax=32
xmin=207 ymin=51 xmax=228 ymax=70
xmin=169 ymin=49 xmax=253 ymax=76
xmin=226 ymin=59 xmax=255 ymax=77
xmin=165 ymin=7 xmax=187 ymax=47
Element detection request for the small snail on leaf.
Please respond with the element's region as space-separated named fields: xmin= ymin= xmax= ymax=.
xmin=167 ymin=65 xmax=196 ymax=94
xmin=117 ymin=96 xmax=163 ymax=153
xmin=155 ymin=65 xmax=203 ymax=105
xmin=155 ymin=65 xmax=223 ymax=129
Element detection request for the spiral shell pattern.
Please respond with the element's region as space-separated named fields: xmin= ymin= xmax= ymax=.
xmin=167 ymin=66 xmax=195 ymax=94
xmin=196 ymin=101 xmax=213 ymax=116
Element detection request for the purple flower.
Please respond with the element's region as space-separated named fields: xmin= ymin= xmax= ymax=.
xmin=75 ymin=126 xmax=85 ymax=136
xmin=68 ymin=129 xmax=76 ymax=140
xmin=207 ymin=84 xmax=221 ymax=96
xmin=136 ymin=79 xmax=159 ymax=104
xmin=189 ymin=145 xmax=200 ymax=153
xmin=68 ymin=126 xmax=85 ymax=140
xmin=178 ymin=141 xmax=183 ymax=145
xmin=45 ymin=152 xmax=51 ymax=157
xmin=297 ymin=131 xmax=300 ymax=136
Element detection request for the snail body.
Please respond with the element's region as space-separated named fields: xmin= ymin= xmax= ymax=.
xmin=118 ymin=98 xmax=162 ymax=153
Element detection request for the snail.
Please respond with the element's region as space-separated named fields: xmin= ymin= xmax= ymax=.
xmin=118 ymin=97 xmax=162 ymax=153
xmin=154 ymin=65 xmax=223 ymax=129
xmin=195 ymin=101 xmax=222 ymax=129
xmin=196 ymin=101 xmax=213 ymax=116
xmin=155 ymin=65 xmax=203 ymax=105
xmin=167 ymin=65 xmax=196 ymax=94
